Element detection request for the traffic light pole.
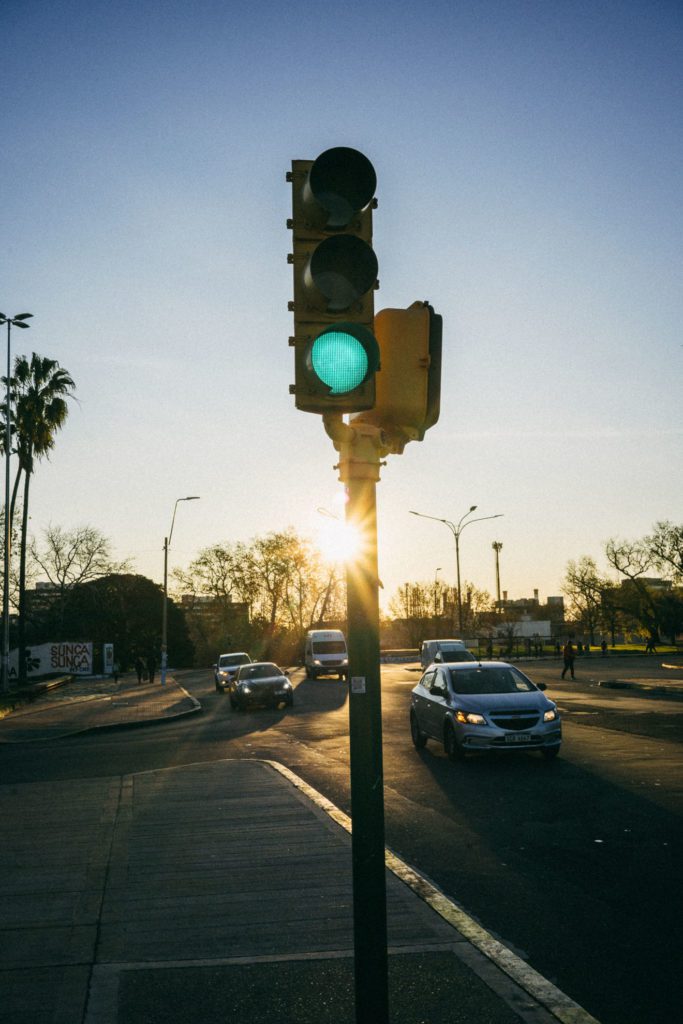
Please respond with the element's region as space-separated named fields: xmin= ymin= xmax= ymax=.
xmin=328 ymin=416 xmax=389 ymax=1024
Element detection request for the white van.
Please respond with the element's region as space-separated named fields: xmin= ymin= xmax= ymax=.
xmin=419 ymin=638 xmax=473 ymax=670
xmin=305 ymin=629 xmax=348 ymax=680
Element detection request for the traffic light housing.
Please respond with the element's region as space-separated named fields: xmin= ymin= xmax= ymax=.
xmin=288 ymin=147 xmax=380 ymax=413
xmin=353 ymin=301 xmax=442 ymax=452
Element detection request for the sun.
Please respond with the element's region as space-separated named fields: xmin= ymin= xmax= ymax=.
xmin=316 ymin=519 xmax=361 ymax=564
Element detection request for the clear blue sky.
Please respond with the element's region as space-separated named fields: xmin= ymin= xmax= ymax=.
xmin=2 ymin=0 xmax=681 ymax=609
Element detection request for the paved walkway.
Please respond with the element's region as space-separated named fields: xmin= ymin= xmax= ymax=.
xmin=0 ymin=757 xmax=600 ymax=1024
xmin=0 ymin=674 xmax=200 ymax=742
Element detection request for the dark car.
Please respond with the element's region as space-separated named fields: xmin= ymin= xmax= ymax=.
xmin=229 ymin=662 xmax=293 ymax=710
xmin=410 ymin=661 xmax=561 ymax=761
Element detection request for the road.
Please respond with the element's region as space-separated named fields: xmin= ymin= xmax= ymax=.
xmin=1 ymin=657 xmax=681 ymax=1024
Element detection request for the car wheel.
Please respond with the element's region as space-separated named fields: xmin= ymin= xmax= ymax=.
xmin=542 ymin=746 xmax=560 ymax=761
xmin=410 ymin=711 xmax=427 ymax=750
xmin=444 ymin=723 xmax=464 ymax=762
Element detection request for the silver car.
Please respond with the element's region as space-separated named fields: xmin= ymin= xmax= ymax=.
xmin=410 ymin=661 xmax=561 ymax=761
xmin=214 ymin=652 xmax=252 ymax=692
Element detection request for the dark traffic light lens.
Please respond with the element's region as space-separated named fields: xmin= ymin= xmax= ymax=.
xmin=307 ymin=147 xmax=377 ymax=230
xmin=306 ymin=234 xmax=378 ymax=312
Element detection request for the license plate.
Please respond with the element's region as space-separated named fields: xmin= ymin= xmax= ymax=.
xmin=505 ymin=733 xmax=532 ymax=744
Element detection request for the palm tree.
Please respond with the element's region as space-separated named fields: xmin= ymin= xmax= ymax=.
xmin=8 ymin=354 xmax=75 ymax=684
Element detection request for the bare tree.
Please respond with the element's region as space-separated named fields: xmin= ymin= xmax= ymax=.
xmin=646 ymin=521 xmax=683 ymax=582
xmin=30 ymin=524 xmax=130 ymax=638
xmin=561 ymin=556 xmax=610 ymax=644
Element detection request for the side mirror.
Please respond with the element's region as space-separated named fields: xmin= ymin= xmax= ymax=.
xmin=434 ymin=652 xmax=443 ymax=662
xmin=284 ymin=670 xmax=290 ymax=676
xmin=537 ymin=682 xmax=547 ymax=691
xmin=212 ymin=663 xmax=217 ymax=669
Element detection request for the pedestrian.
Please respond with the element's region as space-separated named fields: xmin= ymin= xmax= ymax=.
xmin=134 ymin=656 xmax=144 ymax=685
xmin=561 ymin=640 xmax=576 ymax=680
xmin=147 ymin=653 xmax=157 ymax=685
xmin=113 ymin=660 xmax=120 ymax=684
xmin=601 ymin=639 xmax=607 ymax=657
xmin=645 ymin=635 xmax=657 ymax=654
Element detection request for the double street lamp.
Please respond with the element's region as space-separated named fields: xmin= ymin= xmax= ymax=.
xmin=410 ymin=505 xmax=503 ymax=633
xmin=0 ymin=312 xmax=32 ymax=693
xmin=161 ymin=495 xmax=200 ymax=687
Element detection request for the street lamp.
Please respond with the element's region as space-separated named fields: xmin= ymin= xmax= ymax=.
xmin=434 ymin=567 xmax=442 ymax=619
xmin=0 ymin=312 xmax=32 ymax=694
xmin=492 ymin=541 xmax=503 ymax=613
xmin=409 ymin=506 xmax=503 ymax=634
xmin=161 ymin=495 xmax=200 ymax=687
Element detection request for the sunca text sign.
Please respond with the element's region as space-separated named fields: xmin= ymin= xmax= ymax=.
xmin=9 ymin=642 xmax=94 ymax=679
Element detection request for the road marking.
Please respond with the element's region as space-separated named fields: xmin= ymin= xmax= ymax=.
xmin=267 ymin=759 xmax=601 ymax=1024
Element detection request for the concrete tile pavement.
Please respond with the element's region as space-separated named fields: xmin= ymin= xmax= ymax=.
xmin=0 ymin=753 xmax=600 ymax=1024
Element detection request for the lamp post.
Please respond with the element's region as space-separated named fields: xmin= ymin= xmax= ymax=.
xmin=492 ymin=541 xmax=503 ymax=613
xmin=434 ymin=567 xmax=442 ymax=619
xmin=161 ymin=495 xmax=199 ymax=687
xmin=0 ymin=313 xmax=32 ymax=694
xmin=409 ymin=506 xmax=503 ymax=634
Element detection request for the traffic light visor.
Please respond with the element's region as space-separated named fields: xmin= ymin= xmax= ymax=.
xmin=307 ymin=147 xmax=377 ymax=229
xmin=306 ymin=234 xmax=378 ymax=312
xmin=307 ymin=324 xmax=379 ymax=395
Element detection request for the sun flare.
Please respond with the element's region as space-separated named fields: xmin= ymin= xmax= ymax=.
xmin=316 ymin=519 xmax=360 ymax=563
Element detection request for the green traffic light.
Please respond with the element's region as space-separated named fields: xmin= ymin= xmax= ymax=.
xmin=309 ymin=324 xmax=380 ymax=395
xmin=311 ymin=330 xmax=368 ymax=393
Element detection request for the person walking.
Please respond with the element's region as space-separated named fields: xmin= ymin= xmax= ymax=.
xmin=134 ymin=656 xmax=145 ymax=685
xmin=147 ymin=653 xmax=157 ymax=685
xmin=561 ymin=640 xmax=576 ymax=680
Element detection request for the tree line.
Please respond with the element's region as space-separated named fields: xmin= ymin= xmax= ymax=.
xmin=561 ymin=522 xmax=683 ymax=645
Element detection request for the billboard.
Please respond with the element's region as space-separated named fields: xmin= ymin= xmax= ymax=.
xmin=9 ymin=642 xmax=94 ymax=680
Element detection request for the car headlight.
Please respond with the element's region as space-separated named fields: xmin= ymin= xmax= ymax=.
xmin=313 ymin=659 xmax=322 ymax=666
xmin=282 ymin=681 xmax=292 ymax=689
xmin=240 ymin=684 xmax=252 ymax=694
xmin=543 ymin=708 xmax=558 ymax=722
xmin=455 ymin=710 xmax=486 ymax=726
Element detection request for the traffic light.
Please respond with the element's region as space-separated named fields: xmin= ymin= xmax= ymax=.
xmin=353 ymin=301 xmax=442 ymax=452
xmin=288 ymin=147 xmax=380 ymax=413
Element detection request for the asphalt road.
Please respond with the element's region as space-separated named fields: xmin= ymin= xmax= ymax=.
xmin=1 ymin=657 xmax=681 ymax=1024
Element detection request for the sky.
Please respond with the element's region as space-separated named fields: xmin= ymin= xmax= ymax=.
xmin=2 ymin=0 xmax=681 ymax=612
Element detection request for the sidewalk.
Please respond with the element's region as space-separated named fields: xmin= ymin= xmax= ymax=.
xmin=0 ymin=673 xmax=200 ymax=742
xmin=0 ymin=757 xmax=600 ymax=1024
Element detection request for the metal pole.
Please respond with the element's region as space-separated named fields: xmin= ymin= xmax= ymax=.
xmin=455 ymin=529 xmax=463 ymax=634
xmin=492 ymin=541 xmax=503 ymax=612
xmin=2 ymin=321 xmax=11 ymax=693
xmin=160 ymin=496 xmax=199 ymax=687
xmin=337 ymin=426 xmax=388 ymax=1024
xmin=160 ymin=536 xmax=168 ymax=686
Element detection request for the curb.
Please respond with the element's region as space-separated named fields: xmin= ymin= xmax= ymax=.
xmin=265 ymin=759 xmax=600 ymax=1024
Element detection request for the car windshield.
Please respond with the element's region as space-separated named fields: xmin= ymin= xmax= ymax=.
xmin=241 ymin=664 xmax=280 ymax=680
xmin=312 ymin=641 xmax=346 ymax=654
xmin=220 ymin=654 xmax=250 ymax=668
xmin=439 ymin=650 xmax=474 ymax=662
xmin=449 ymin=667 xmax=535 ymax=694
